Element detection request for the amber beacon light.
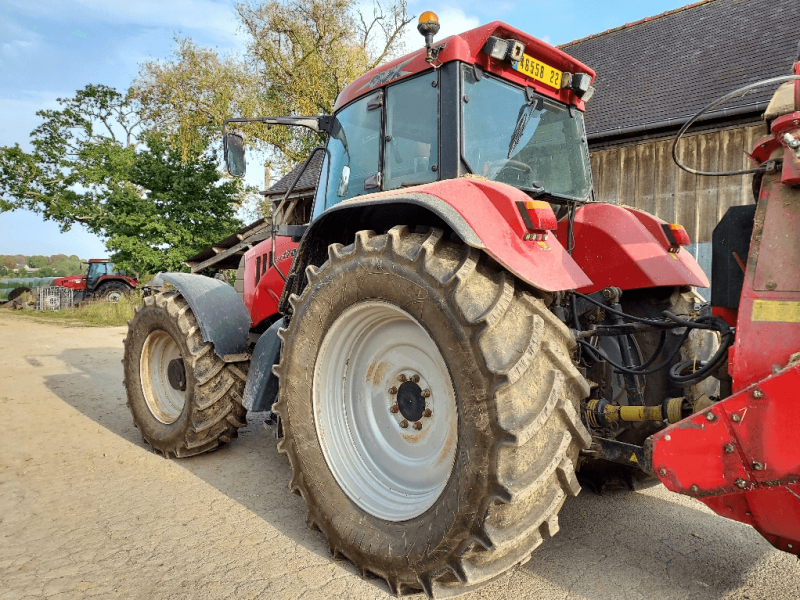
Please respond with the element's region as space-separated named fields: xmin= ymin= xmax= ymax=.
xmin=417 ymin=11 xmax=440 ymax=62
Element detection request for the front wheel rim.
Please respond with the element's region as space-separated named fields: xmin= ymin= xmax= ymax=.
xmin=140 ymin=330 xmax=186 ymax=424
xmin=314 ymin=300 xmax=458 ymax=522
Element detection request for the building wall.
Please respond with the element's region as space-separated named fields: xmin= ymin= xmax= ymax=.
xmin=588 ymin=124 xmax=763 ymax=293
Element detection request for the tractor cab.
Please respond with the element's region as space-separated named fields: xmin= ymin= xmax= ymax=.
xmin=223 ymin=17 xmax=597 ymax=225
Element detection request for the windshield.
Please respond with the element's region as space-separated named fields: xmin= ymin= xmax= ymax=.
xmin=461 ymin=65 xmax=593 ymax=200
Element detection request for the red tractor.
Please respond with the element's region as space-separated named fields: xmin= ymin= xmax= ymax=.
xmin=54 ymin=259 xmax=138 ymax=302
xmin=122 ymin=14 xmax=800 ymax=597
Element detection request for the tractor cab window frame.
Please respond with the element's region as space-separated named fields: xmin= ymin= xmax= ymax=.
xmin=383 ymin=72 xmax=440 ymax=190
xmin=312 ymin=70 xmax=441 ymax=221
xmin=312 ymin=91 xmax=384 ymax=220
xmin=86 ymin=262 xmax=108 ymax=288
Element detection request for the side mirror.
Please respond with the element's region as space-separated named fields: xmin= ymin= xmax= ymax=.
xmin=337 ymin=165 xmax=350 ymax=197
xmin=224 ymin=132 xmax=246 ymax=177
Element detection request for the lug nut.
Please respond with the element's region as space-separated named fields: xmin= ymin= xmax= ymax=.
xmin=390 ymin=404 xmax=399 ymax=413
xmin=399 ymin=419 xmax=409 ymax=428
xmin=398 ymin=374 xmax=407 ymax=382
xmin=690 ymin=484 xmax=699 ymax=494
xmin=421 ymin=389 xmax=431 ymax=398
xmin=413 ymin=421 xmax=423 ymax=430
xmin=706 ymin=412 xmax=716 ymax=421
xmin=753 ymin=461 xmax=765 ymax=471
xmin=724 ymin=443 xmax=735 ymax=454
xmin=735 ymin=479 xmax=748 ymax=489
xmin=753 ymin=389 xmax=764 ymax=399
xmin=411 ymin=374 xmax=420 ymax=383
xmin=389 ymin=386 xmax=398 ymax=395
xmin=732 ymin=413 xmax=741 ymax=423
xmin=423 ymin=408 xmax=432 ymax=418
xmin=659 ymin=469 xmax=667 ymax=476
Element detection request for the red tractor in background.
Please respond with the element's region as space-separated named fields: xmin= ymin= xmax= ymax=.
xmin=121 ymin=13 xmax=800 ymax=598
xmin=54 ymin=259 xmax=138 ymax=302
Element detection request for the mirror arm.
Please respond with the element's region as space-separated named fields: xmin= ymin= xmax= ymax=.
xmin=270 ymin=145 xmax=329 ymax=282
xmin=222 ymin=115 xmax=334 ymax=136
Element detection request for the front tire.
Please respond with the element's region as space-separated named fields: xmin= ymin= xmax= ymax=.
xmin=123 ymin=291 xmax=249 ymax=457
xmin=274 ymin=227 xmax=591 ymax=596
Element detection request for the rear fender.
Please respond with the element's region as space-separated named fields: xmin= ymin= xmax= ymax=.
xmin=161 ymin=273 xmax=250 ymax=361
xmin=279 ymin=178 xmax=592 ymax=313
xmin=555 ymin=203 xmax=709 ymax=293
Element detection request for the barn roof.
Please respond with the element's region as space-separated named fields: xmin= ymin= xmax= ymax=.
xmin=260 ymin=151 xmax=325 ymax=199
xmin=560 ymin=0 xmax=799 ymax=141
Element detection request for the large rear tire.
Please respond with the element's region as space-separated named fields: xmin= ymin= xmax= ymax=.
xmin=274 ymin=226 xmax=591 ymax=597
xmin=96 ymin=280 xmax=131 ymax=302
xmin=123 ymin=291 xmax=249 ymax=457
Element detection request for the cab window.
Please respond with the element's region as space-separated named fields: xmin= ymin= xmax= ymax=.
xmin=384 ymin=74 xmax=439 ymax=190
xmin=312 ymin=93 xmax=382 ymax=220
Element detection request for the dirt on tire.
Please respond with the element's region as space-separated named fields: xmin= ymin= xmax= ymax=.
xmin=273 ymin=226 xmax=592 ymax=597
xmin=123 ymin=291 xmax=249 ymax=457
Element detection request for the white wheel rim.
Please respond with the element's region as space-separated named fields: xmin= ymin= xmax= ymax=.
xmin=314 ymin=301 xmax=458 ymax=522
xmin=140 ymin=330 xmax=186 ymax=424
xmin=107 ymin=291 xmax=122 ymax=302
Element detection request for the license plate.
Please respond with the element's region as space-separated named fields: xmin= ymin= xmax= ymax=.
xmin=514 ymin=54 xmax=563 ymax=90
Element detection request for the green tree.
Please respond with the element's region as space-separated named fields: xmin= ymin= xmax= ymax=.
xmin=1 ymin=256 xmax=15 ymax=270
xmin=96 ymin=133 xmax=242 ymax=273
xmin=27 ymin=255 xmax=48 ymax=269
xmin=0 ymin=86 xmax=245 ymax=273
xmin=133 ymin=0 xmax=412 ymax=174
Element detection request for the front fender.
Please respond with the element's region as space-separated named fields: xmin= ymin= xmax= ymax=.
xmin=555 ymin=204 xmax=709 ymax=293
xmin=286 ymin=179 xmax=591 ymax=303
xmin=241 ymin=319 xmax=282 ymax=412
xmin=161 ymin=273 xmax=250 ymax=361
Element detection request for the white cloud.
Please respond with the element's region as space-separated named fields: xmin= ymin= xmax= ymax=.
xmin=13 ymin=0 xmax=241 ymax=44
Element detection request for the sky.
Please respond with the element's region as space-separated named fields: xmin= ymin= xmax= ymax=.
xmin=0 ymin=0 xmax=694 ymax=258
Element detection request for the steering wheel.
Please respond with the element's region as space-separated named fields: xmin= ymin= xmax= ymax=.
xmin=486 ymin=159 xmax=532 ymax=179
xmin=489 ymin=159 xmax=532 ymax=173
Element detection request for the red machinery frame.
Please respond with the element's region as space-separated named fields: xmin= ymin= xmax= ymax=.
xmin=651 ymin=73 xmax=800 ymax=554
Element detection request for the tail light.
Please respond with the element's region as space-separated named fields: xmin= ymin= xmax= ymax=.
xmin=517 ymin=200 xmax=557 ymax=233
xmin=662 ymin=223 xmax=691 ymax=251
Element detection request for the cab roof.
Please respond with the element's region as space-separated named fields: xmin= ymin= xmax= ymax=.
xmin=334 ymin=21 xmax=596 ymax=111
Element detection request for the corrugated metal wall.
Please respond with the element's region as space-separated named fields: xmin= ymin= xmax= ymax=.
xmin=589 ymin=124 xmax=763 ymax=291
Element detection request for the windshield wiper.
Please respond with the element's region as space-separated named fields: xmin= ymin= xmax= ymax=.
xmin=507 ymin=89 xmax=544 ymax=158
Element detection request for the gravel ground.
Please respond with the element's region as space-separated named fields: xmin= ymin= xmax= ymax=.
xmin=1 ymin=312 xmax=799 ymax=599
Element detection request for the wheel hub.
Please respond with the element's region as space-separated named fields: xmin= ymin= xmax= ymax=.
xmin=396 ymin=380 xmax=425 ymax=422
xmin=167 ymin=358 xmax=187 ymax=391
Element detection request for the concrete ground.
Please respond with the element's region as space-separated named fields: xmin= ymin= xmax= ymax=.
xmin=1 ymin=312 xmax=798 ymax=600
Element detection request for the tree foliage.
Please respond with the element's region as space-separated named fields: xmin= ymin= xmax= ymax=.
xmin=0 ymin=84 xmax=141 ymax=226
xmin=99 ymin=133 xmax=243 ymax=274
xmin=27 ymin=255 xmax=49 ymax=269
xmin=0 ymin=85 xmax=244 ymax=274
xmin=133 ymin=0 xmax=413 ymax=174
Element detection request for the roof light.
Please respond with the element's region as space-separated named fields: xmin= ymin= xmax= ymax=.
xmin=417 ymin=11 xmax=440 ymax=63
xmin=483 ymin=36 xmax=509 ymax=60
xmin=483 ymin=36 xmax=526 ymax=62
xmin=561 ymin=72 xmax=595 ymax=102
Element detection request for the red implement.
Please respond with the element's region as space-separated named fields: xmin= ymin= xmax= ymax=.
xmin=651 ymin=362 xmax=800 ymax=554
